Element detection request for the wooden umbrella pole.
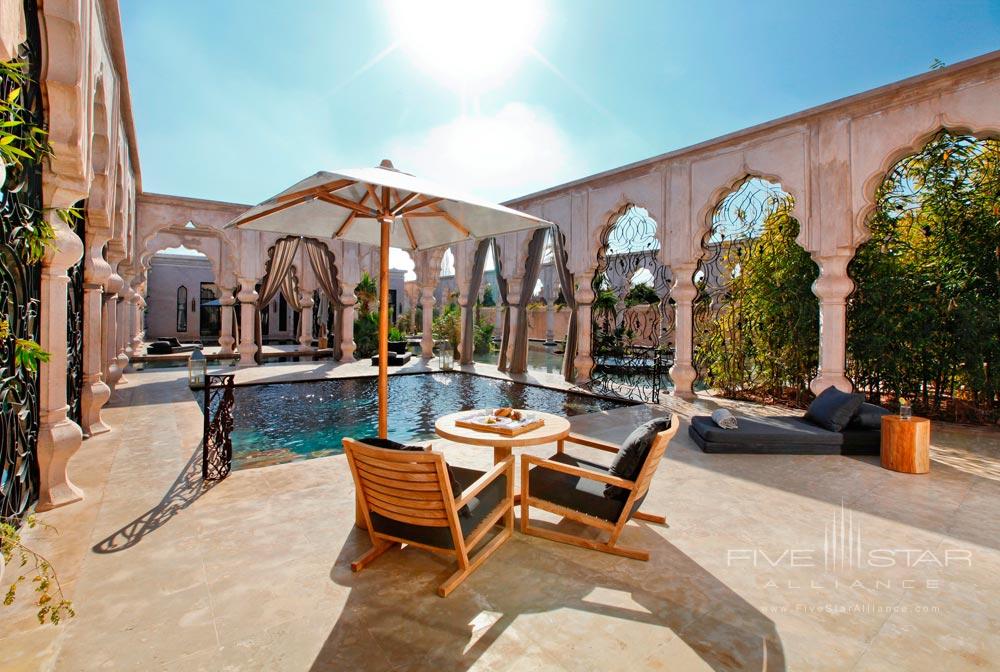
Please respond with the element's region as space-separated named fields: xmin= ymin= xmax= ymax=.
xmin=377 ymin=215 xmax=391 ymax=439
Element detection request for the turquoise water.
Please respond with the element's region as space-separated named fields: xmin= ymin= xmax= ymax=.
xmin=225 ymin=372 xmax=633 ymax=470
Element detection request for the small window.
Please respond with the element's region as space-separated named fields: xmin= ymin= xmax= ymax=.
xmin=176 ymin=286 xmax=188 ymax=332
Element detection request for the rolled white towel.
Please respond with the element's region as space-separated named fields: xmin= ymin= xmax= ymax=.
xmin=711 ymin=408 xmax=738 ymax=429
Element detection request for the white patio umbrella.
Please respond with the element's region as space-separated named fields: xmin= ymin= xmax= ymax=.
xmin=227 ymin=160 xmax=550 ymax=438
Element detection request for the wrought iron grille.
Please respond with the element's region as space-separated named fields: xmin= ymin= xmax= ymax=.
xmin=590 ymin=205 xmax=674 ymax=403
xmin=202 ymin=374 xmax=235 ymax=481
xmin=66 ymin=201 xmax=86 ymax=429
xmin=692 ymin=177 xmax=818 ymax=401
xmin=0 ymin=0 xmax=43 ymax=519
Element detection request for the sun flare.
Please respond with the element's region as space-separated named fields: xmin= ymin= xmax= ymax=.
xmin=386 ymin=0 xmax=545 ymax=91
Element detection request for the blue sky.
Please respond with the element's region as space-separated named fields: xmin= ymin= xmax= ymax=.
xmin=122 ymin=0 xmax=999 ymax=275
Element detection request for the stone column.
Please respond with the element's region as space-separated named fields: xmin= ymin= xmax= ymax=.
xmin=420 ymin=286 xmax=436 ymax=358
xmin=573 ymin=282 xmax=595 ymax=384
xmin=80 ymin=235 xmax=111 ymax=436
xmin=545 ymin=300 xmax=556 ymax=344
xmin=37 ymin=200 xmax=85 ymax=511
xmin=115 ymin=283 xmax=130 ymax=383
xmin=102 ymin=274 xmax=122 ymax=389
xmin=218 ymin=288 xmax=236 ymax=355
xmin=128 ymin=287 xmax=142 ymax=354
xmin=298 ymin=290 xmax=315 ymax=351
xmin=338 ymin=283 xmax=357 ymax=362
xmin=236 ymin=278 xmax=259 ymax=367
xmin=810 ymin=253 xmax=854 ymax=394
xmin=669 ymin=265 xmax=698 ymax=398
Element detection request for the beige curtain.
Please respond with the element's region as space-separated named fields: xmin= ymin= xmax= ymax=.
xmin=509 ymin=228 xmax=548 ymax=373
xmin=550 ymin=225 xmax=577 ymax=381
xmin=494 ymin=239 xmax=511 ymax=372
xmin=254 ymin=236 xmax=300 ymax=363
xmin=459 ymin=239 xmax=492 ymax=364
xmin=305 ymin=239 xmax=342 ymax=357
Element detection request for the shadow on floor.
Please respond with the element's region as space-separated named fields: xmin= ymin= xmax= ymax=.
xmin=91 ymin=447 xmax=216 ymax=553
xmin=310 ymin=520 xmax=786 ymax=671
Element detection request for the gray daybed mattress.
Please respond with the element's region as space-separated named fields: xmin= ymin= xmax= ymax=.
xmin=688 ymin=415 xmax=880 ymax=456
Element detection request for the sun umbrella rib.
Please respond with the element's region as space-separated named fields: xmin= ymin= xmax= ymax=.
xmin=273 ymin=179 xmax=355 ymax=204
xmin=316 ymin=192 xmax=376 ymax=216
xmin=237 ymin=194 xmax=314 ymax=225
xmin=398 ymin=197 xmax=443 ymax=215
xmin=401 ymin=216 xmax=418 ymax=248
xmin=429 ymin=204 xmax=470 ymax=237
xmin=391 ymin=191 xmax=421 ymax=216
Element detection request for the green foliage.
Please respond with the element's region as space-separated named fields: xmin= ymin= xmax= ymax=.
xmin=480 ymin=285 xmax=496 ymax=307
xmin=625 ymin=283 xmax=660 ymax=307
xmin=474 ymin=318 xmax=494 ymax=355
xmin=14 ymin=338 xmax=50 ymax=372
xmin=694 ymin=202 xmax=819 ymax=405
xmin=353 ymin=312 xmax=378 ymax=358
xmin=388 ymin=326 xmax=404 ymax=342
xmin=847 ymin=132 xmax=1000 ymax=423
xmin=355 ymin=272 xmax=377 ymax=316
xmin=0 ymin=61 xmax=49 ymax=171
xmin=1 ymin=515 xmax=75 ymax=625
xmin=432 ymin=305 xmax=461 ymax=350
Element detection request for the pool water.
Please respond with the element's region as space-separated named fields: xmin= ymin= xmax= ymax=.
xmin=225 ymin=372 xmax=633 ymax=470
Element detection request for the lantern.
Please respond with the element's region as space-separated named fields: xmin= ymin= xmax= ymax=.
xmin=188 ymin=347 xmax=207 ymax=388
xmin=438 ymin=340 xmax=454 ymax=371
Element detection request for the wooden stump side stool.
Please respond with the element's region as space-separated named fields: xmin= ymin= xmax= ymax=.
xmin=880 ymin=415 xmax=931 ymax=474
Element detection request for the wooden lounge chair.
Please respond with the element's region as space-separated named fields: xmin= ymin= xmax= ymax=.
xmin=520 ymin=415 xmax=680 ymax=561
xmin=343 ymin=437 xmax=514 ymax=597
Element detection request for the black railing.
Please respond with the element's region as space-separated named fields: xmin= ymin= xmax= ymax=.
xmin=202 ymin=374 xmax=235 ymax=481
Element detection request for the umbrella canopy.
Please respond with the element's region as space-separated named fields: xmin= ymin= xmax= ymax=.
xmin=228 ymin=160 xmax=549 ymax=250
xmin=228 ymin=160 xmax=551 ymax=439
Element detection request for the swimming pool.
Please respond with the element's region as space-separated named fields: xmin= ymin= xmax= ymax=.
xmin=224 ymin=372 xmax=634 ymax=470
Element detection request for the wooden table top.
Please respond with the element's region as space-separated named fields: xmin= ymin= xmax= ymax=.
xmin=882 ymin=415 xmax=930 ymax=427
xmin=434 ymin=410 xmax=571 ymax=447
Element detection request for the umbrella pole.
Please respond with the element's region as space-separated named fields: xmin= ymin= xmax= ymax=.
xmin=377 ymin=216 xmax=391 ymax=439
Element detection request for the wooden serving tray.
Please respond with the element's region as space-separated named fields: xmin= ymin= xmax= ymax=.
xmin=455 ymin=416 xmax=545 ymax=436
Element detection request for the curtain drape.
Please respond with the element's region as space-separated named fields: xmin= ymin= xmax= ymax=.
xmin=459 ymin=239 xmax=492 ymax=364
xmin=254 ymin=236 xmax=300 ymax=363
xmin=304 ymin=239 xmax=343 ymax=357
xmin=280 ymin=266 xmax=303 ymax=312
xmin=509 ymin=228 xmax=548 ymax=374
xmin=550 ymin=225 xmax=578 ymax=381
xmin=493 ymin=238 xmax=512 ymax=371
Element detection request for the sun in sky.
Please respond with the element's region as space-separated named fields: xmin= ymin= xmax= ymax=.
xmin=386 ymin=0 xmax=545 ymax=93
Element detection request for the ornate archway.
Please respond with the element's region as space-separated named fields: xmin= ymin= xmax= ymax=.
xmin=590 ymin=205 xmax=673 ymax=402
xmin=693 ymin=177 xmax=818 ymax=405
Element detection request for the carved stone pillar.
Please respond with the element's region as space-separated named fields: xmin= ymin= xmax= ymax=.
xmin=102 ymin=272 xmax=122 ymax=389
xmin=573 ymin=282 xmax=595 ymax=384
xmin=236 ymin=278 xmax=259 ymax=367
xmin=810 ymin=253 xmax=854 ymax=394
xmin=218 ymin=289 xmax=236 ymax=355
xmin=115 ymin=283 xmax=130 ymax=383
xmin=669 ymin=265 xmax=698 ymax=398
xmin=338 ymin=283 xmax=357 ymax=362
xmin=37 ymin=201 xmax=85 ymax=511
xmin=298 ymin=291 xmax=315 ymax=351
xmin=128 ymin=287 xmax=142 ymax=354
xmin=420 ymin=286 xmax=436 ymax=358
xmin=81 ymin=233 xmax=111 ymax=436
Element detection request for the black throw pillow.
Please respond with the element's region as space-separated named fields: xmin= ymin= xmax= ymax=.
xmin=847 ymin=402 xmax=889 ymax=431
xmin=804 ymin=387 xmax=865 ymax=432
xmin=604 ymin=417 xmax=671 ymax=501
xmin=358 ymin=436 xmax=470 ymax=517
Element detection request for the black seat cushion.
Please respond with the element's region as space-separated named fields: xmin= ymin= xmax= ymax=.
xmin=840 ymin=428 xmax=881 ymax=455
xmin=528 ymin=453 xmax=629 ymax=522
xmin=805 ymin=386 xmax=865 ymax=432
xmin=689 ymin=415 xmax=843 ymax=454
xmin=368 ymin=466 xmax=507 ymax=549
xmin=605 ymin=417 xmax=671 ymax=500
xmin=357 ymin=437 xmax=469 ymax=516
xmin=848 ymin=402 xmax=890 ymax=431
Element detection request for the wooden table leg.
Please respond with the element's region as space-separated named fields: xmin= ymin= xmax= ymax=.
xmin=493 ymin=446 xmax=522 ymax=504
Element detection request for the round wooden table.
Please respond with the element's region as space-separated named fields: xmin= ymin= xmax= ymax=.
xmin=435 ymin=410 xmax=571 ymax=465
xmin=881 ymin=415 xmax=931 ymax=474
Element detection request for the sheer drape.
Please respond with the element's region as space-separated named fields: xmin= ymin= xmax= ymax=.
xmin=305 ymin=239 xmax=343 ymax=357
xmin=459 ymin=239 xmax=492 ymax=364
xmin=550 ymin=225 xmax=578 ymax=381
xmin=493 ymin=239 xmax=512 ymax=371
xmin=254 ymin=236 xmax=300 ymax=363
xmin=509 ymin=228 xmax=548 ymax=374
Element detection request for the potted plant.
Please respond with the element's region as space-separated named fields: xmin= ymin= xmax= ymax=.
xmin=1 ymin=515 xmax=74 ymax=624
xmin=387 ymin=326 xmax=408 ymax=355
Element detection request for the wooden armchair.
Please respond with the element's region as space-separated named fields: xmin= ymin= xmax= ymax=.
xmin=343 ymin=437 xmax=514 ymax=597
xmin=519 ymin=415 xmax=680 ymax=561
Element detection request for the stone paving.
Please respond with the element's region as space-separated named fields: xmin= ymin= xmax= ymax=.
xmin=2 ymin=360 xmax=998 ymax=671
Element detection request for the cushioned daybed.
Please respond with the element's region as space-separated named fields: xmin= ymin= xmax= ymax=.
xmin=689 ymin=387 xmax=887 ymax=456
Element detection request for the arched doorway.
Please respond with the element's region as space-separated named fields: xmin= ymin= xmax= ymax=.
xmin=693 ymin=177 xmax=818 ymax=405
xmin=847 ymin=131 xmax=1000 ymax=423
xmin=591 ymin=205 xmax=673 ymax=402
